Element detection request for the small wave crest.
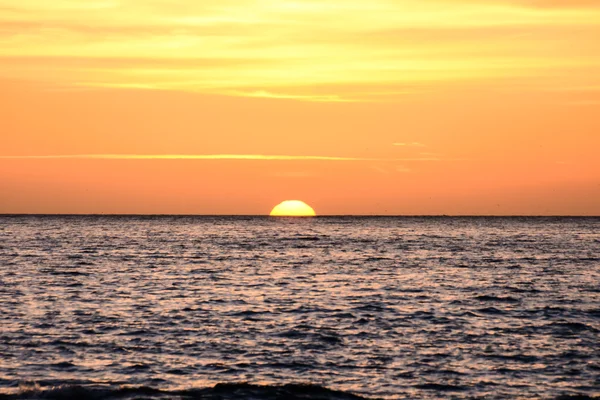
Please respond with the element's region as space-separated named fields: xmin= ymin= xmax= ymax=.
xmin=0 ymin=383 xmax=371 ymax=400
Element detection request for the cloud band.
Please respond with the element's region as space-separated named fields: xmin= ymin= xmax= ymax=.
xmin=0 ymin=154 xmax=441 ymax=161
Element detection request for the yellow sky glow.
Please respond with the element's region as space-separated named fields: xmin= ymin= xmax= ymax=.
xmin=1 ymin=0 xmax=599 ymax=100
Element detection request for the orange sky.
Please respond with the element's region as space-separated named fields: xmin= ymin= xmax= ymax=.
xmin=1 ymin=0 xmax=599 ymax=215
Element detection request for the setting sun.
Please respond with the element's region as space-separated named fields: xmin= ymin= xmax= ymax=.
xmin=270 ymin=200 xmax=316 ymax=217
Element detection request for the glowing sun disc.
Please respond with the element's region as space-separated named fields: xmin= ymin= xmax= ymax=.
xmin=270 ymin=200 xmax=316 ymax=217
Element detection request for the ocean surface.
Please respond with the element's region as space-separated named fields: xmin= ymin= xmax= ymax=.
xmin=0 ymin=215 xmax=599 ymax=399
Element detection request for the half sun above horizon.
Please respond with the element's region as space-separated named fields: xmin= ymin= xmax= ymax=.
xmin=270 ymin=200 xmax=316 ymax=217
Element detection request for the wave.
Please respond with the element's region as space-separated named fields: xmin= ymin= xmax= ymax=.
xmin=0 ymin=383 xmax=371 ymax=400
xmin=2 ymin=381 xmax=600 ymax=400
xmin=474 ymin=295 xmax=520 ymax=303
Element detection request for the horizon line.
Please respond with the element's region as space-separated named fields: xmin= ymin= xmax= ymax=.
xmin=0 ymin=213 xmax=598 ymax=218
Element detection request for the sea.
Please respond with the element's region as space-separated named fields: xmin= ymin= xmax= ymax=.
xmin=0 ymin=215 xmax=598 ymax=399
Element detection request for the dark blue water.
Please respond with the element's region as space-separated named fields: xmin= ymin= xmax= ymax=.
xmin=0 ymin=216 xmax=599 ymax=399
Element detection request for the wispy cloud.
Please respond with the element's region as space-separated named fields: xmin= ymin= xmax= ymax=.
xmin=393 ymin=142 xmax=426 ymax=147
xmin=0 ymin=154 xmax=443 ymax=161
xmin=227 ymin=90 xmax=352 ymax=102
xmin=1 ymin=0 xmax=599 ymax=101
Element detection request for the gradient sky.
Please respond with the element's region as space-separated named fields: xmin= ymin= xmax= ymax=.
xmin=1 ymin=0 xmax=599 ymax=215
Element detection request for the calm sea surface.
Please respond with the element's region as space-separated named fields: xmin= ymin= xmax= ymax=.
xmin=0 ymin=216 xmax=599 ymax=399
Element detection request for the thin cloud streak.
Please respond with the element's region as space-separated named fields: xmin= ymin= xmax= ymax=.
xmin=0 ymin=154 xmax=443 ymax=161
xmin=393 ymin=142 xmax=426 ymax=147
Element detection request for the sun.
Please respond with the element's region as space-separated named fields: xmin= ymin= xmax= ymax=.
xmin=270 ymin=200 xmax=316 ymax=217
